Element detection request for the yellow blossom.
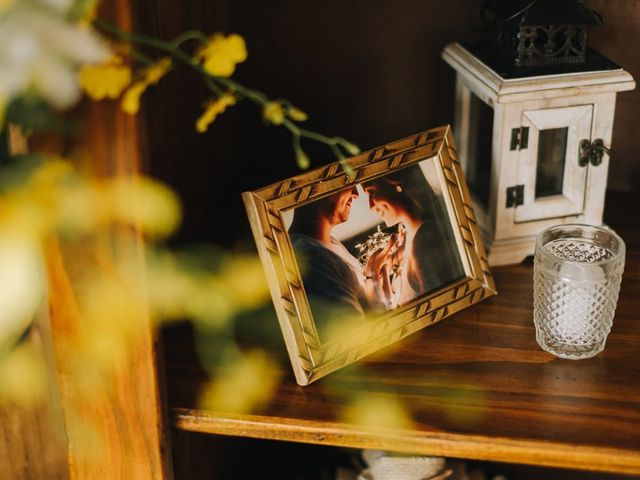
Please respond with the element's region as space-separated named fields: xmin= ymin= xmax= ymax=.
xmin=0 ymin=0 xmax=15 ymax=14
xmin=78 ymin=55 xmax=132 ymax=100
xmin=196 ymin=33 xmax=247 ymax=77
xmin=0 ymin=344 xmax=47 ymax=406
xmin=199 ymin=349 xmax=281 ymax=413
xmin=106 ymin=176 xmax=182 ymax=237
xmin=143 ymin=57 xmax=172 ymax=84
xmin=121 ymin=82 xmax=146 ymax=114
xmin=287 ymin=107 xmax=308 ymax=122
xmin=121 ymin=58 xmax=172 ymax=115
xmin=219 ymin=255 xmax=269 ymax=308
xmin=263 ymin=101 xmax=285 ymax=125
xmin=342 ymin=393 xmax=414 ymax=431
xmin=196 ymin=93 xmax=236 ymax=133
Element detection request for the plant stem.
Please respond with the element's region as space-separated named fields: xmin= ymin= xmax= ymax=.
xmin=169 ymin=30 xmax=209 ymax=49
xmin=329 ymin=143 xmax=345 ymax=161
xmin=130 ymin=48 xmax=154 ymax=66
xmin=204 ymin=77 xmax=223 ymax=96
xmin=97 ymin=20 xmax=262 ymax=102
xmin=95 ymin=19 xmax=359 ymax=169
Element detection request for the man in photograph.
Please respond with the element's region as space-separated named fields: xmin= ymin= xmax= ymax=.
xmin=288 ymin=187 xmax=368 ymax=338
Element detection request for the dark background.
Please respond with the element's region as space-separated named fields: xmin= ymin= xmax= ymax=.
xmin=137 ymin=0 xmax=640 ymax=245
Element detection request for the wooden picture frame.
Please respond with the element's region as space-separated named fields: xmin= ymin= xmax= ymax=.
xmin=243 ymin=125 xmax=496 ymax=385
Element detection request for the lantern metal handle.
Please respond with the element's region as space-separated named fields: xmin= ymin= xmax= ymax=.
xmin=579 ymin=139 xmax=611 ymax=167
xmin=481 ymin=0 xmax=537 ymax=23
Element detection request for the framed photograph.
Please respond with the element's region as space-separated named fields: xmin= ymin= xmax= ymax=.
xmin=243 ymin=125 xmax=496 ymax=385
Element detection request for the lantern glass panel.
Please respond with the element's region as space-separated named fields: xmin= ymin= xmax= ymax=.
xmin=535 ymin=127 xmax=568 ymax=198
xmin=467 ymin=92 xmax=494 ymax=208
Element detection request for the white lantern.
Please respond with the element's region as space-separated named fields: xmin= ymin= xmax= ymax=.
xmin=442 ymin=42 xmax=635 ymax=266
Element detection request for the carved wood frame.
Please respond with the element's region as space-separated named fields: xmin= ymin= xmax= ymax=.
xmin=243 ymin=125 xmax=496 ymax=385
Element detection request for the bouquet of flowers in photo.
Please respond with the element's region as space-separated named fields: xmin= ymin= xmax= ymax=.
xmin=355 ymin=225 xmax=398 ymax=267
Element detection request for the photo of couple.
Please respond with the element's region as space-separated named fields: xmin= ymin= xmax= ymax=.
xmin=285 ymin=160 xmax=466 ymax=342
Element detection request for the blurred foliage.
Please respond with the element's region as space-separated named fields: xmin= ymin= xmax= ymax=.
xmin=0 ymin=0 xmax=334 ymax=420
xmin=0 ymin=0 xmax=361 ymax=408
xmin=342 ymin=392 xmax=415 ymax=431
xmin=199 ymin=348 xmax=282 ymax=414
xmin=0 ymin=155 xmax=274 ymax=406
xmin=0 ymin=342 xmax=47 ymax=405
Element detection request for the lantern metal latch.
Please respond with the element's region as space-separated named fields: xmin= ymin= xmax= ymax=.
xmin=510 ymin=127 xmax=529 ymax=150
xmin=579 ymin=139 xmax=611 ymax=167
xmin=506 ymin=185 xmax=524 ymax=208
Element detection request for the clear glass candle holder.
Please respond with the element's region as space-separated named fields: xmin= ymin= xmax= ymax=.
xmin=533 ymin=224 xmax=625 ymax=359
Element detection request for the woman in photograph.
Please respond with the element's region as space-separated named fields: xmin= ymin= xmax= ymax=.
xmin=362 ymin=166 xmax=465 ymax=306
xmin=288 ymin=187 xmax=381 ymax=340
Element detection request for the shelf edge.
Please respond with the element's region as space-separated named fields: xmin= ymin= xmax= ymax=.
xmin=172 ymin=407 xmax=640 ymax=476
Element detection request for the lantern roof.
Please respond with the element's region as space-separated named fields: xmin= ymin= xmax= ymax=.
xmin=483 ymin=0 xmax=603 ymax=26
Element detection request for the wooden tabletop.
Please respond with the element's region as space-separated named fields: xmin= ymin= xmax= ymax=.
xmin=165 ymin=192 xmax=640 ymax=475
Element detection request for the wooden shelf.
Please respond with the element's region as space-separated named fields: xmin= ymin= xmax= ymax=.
xmin=164 ymin=192 xmax=640 ymax=476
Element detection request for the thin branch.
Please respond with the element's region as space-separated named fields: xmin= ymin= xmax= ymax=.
xmin=204 ymin=77 xmax=223 ymax=96
xmin=95 ymin=19 xmax=359 ymax=170
xmin=169 ymin=30 xmax=209 ymax=49
xmin=130 ymin=48 xmax=154 ymax=66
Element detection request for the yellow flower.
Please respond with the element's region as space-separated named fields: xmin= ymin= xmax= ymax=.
xmin=196 ymin=33 xmax=247 ymax=77
xmin=106 ymin=176 xmax=182 ymax=237
xmin=143 ymin=57 xmax=172 ymax=84
xmin=120 ymin=58 xmax=172 ymax=115
xmin=196 ymin=93 xmax=236 ymax=133
xmin=199 ymin=349 xmax=281 ymax=414
xmin=121 ymin=82 xmax=146 ymax=114
xmin=78 ymin=55 xmax=132 ymax=100
xmin=0 ymin=344 xmax=47 ymax=406
xmin=342 ymin=393 xmax=414 ymax=431
xmin=287 ymin=107 xmax=308 ymax=122
xmin=0 ymin=0 xmax=15 ymax=14
xmin=263 ymin=101 xmax=285 ymax=125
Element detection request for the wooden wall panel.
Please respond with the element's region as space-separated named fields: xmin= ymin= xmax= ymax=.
xmin=0 ymin=131 xmax=69 ymax=480
xmin=588 ymin=0 xmax=640 ymax=192
xmin=41 ymin=1 xmax=173 ymax=478
xmin=136 ymin=0 xmax=640 ymax=254
xmin=0 ymin=309 xmax=70 ymax=480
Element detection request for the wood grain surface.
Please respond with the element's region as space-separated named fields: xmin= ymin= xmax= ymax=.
xmin=41 ymin=2 xmax=173 ymax=478
xmin=0 ymin=129 xmax=70 ymax=480
xmin=165 ymin=192 xmax=640 ymax=475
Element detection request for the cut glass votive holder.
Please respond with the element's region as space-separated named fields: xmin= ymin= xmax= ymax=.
xmin=533 ymin=224 xmax=625 ymax=359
